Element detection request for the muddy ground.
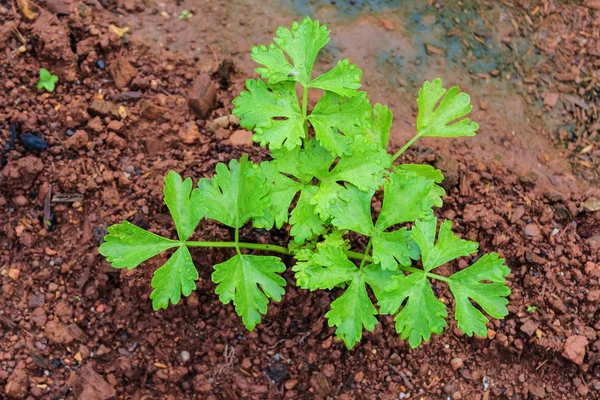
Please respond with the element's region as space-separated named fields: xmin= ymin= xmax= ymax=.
xmin=1 ymin=0 xmax=600 ymax=399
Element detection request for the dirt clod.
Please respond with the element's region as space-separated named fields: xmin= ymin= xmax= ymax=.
xmin=562 ymin=335 xmax=588 ymax=365
xmin=108 ymin=57 xmax=138 ymax=89
xmin=450 ymin=357 xmax=464 ymax=370
xmin=65 ymin=130 xmax=89 ymax=151
xmin=89 ymin=99 xmax=120 ymax=120
xmin=229 ymin=129 xmax=252 ymax=146
xmin=45 ymin=320 xmax=75 ymax=344
xmin=5 ymin=368 xmax=28 ymax=399
xmin=188 ymin=74 xmax=217 ymax=118
xmin=70 ymin=365 xmax=117 ymax=400
xmin=520 ymin=320 xmax=540 ymax=337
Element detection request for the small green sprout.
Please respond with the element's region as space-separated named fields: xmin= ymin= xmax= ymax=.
xmin=527 ymin=305 xmax=538 ymax=313
xmin=178 ymin=10 xmax=193 ymax=20
xmin=37 ymin=68 xmax=59 ymax=92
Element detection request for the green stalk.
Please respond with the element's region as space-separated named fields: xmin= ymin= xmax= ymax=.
xmin=234 ymin=227 xmax=241 ymax=255
xmin=186 ymin=241 xmax=370 ymax=263
xmin=301 ymin=85 xmax=309 ymax=136
xmin=302 ymin=85 xmax=308 ymax=118
xmin=186 ymin=241 xmax=290 ymax=254
xmin=399 ymin=264 xmax=450 ymax=283
xmin=359 ymin=239 xmax=373 ymax=269
xmin=392 ymin=134 xmax=420 ymax=161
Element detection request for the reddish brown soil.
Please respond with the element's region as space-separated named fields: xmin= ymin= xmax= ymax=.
xmin=1 ymin=1 xmax=600 ymax=399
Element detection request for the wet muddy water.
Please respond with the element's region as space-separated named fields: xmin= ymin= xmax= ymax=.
xmin=119 ymin=0 xmax=579 ymax=193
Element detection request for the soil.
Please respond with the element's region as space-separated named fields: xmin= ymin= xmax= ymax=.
xmin=1 ymin=0 xmax=600 ymax=399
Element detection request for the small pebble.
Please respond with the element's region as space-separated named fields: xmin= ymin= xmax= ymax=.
xmin=97 ymin=60 xmax=105 ymax=69
xmin=20 ymin=133 xmax=47 ymax=151
xmin=181 ymin=350 xmax=190 ymax=363
xmin=450 ymin=357 xmax=464 ymax=370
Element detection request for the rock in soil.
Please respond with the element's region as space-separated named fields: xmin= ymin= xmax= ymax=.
xmin=45 ymin=320 xmax=75 ymax=344
xmin=108 ymin=57 xmax=138 ymax=89
xmin=450 ymin=357 xmax=464 ymax=370
xmin=89 ymin=99 xmax=120 ymax=120
xmin=30 ymin=11 xmax=77 ymax=81
xmin=65 ymin=130 xmax=89 ymax=151
xmin=188 ymin=74 xmax=217 ymax=118
xmin=20 ymin=133 xmax=47 ymax=151
xmin=106 ymin=132 xmax=126 ymax=149
xmin=229 ymin=129 xmax=253 ymax=146
xmin=45 ymin=0 xmax=74 ymax=15
xmin=69 ymin=365 xmax=116 ymax=400
xmin=562 ymin=335 xmax=588 ymax=364
xmin=5 ymin=368 xmax=28 ymax=399
xmin=520 ymin=320 xmax=540 ymax=337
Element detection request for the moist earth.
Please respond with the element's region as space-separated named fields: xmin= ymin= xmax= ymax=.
xmin=1 ymin=0 xmax=600 ymax=399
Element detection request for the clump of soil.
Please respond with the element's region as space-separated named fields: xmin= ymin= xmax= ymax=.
xmin=1 ymin=0 xmax=600 ymax=399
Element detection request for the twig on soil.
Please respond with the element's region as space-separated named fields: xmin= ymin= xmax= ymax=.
xmin=267 ymin=338 xmax=286 ymax=350
xmin=297 ymin=331 xmax=311 ymax=347
xmin=535 ymin=359 xmax=548 ymax=370
xmin=216 ymin=344 xmax=235 ymax=376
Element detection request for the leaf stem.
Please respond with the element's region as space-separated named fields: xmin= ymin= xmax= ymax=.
xmin=392 ymin=134 xmax=420 ymax=161
xmin=234 ymin=227 xmax=241 ymax=255
xmin=347 ymin=250 xmax=369 ymax=261
xmin=186 ymin=241 xmax=290 ymax=254
xmin=185 ymin=240 xmax=372 ymax=264
xmin=398 ymin=264 xmax=450 ymax=283
xmin=359 ymin=239 xmax=373 ymax=269
xmin=301 ymin=85 xmax=309 ymax=137
xmin=302 ymin=85 xmax=308 ymax=119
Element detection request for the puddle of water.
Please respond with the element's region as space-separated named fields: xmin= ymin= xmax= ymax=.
xmin=120 ymin=0 xmax=579 ymax=193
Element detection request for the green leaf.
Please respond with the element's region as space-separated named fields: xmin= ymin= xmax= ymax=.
xmin=212 ymin=254 xmax=286 ymax=331
xmin=448 ymin=253 xmax=511 ymax=337
xmin=396 ymin=164 xmax=444 ymax=183
xmin=289 ymin=186 xmax=326 ymax=244
xmin=308 ymin=59 xmax=362 ymax=97
xmin=325 ymin=273 xmax=378 ymax=349
xmin=251 ymin=44 xmax=295 ymax=85
xmin=37 ymin=68 xmax=58 ymax=92
xmin=363 ymin=263 xmax=403 ymax=298
xmin=40 ymin=68 xmax=51 ymax=81
xmin=329 ymin=184 xmax=374 ymax=236
xmin=372 ymin=228 xmax=420 ymax=271
xmin=253 ymin=162 xmax=302 ymax=229
xmin=150 ymin=245 xmax=198 ymax=310
xmin=368 ymin=104 xmax=393 ymax=148
xmin=164 ymin=171 xmax=205 ymax=241
xmin=378 ymin=271 xmax=447 ymax=348
xmin=272 ymin=147 xmax=311 ymax=184
xmin=272 ymin=139 xmax=335 ymax=184
xmin=375 ymin=168 xmax=443 ymax=231
xmin=308 ymin=92 xmax=371 ymax=156
xmin=296 ymin=138 xmax=336 ymax=181
xmin=326 ymin=136 xmax=392 ymax=191
xmin=292 ymin=233 xmax=357 ymax=290
xmin=99 ymin=221 xmax=178 ymax=269
xmin=198 ymin=155 xmax=269 ymax=228
xmin=417 ymin=78 xmax=478 ymax=138
xmin=272 ymin=17 xmax=330 ymax=85
xmin=412 ymin=218 xmax=479 ymax=272
xmin=232 ymin=80 xmax=304 ymax=150
xmin=311 ymin=180 xmax=342 ymax=219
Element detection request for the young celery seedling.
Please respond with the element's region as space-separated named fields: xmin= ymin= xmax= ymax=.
xmin=99 ymin=18 xmax=510 ymax=350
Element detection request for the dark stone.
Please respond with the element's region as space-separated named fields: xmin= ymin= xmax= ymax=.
xmin=267 ymin=361 xmax=288 ymax=383
xmin=20 ymin=133 xmax=48 ymax=151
